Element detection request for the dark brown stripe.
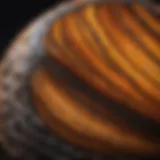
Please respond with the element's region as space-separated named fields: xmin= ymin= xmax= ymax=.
xmin=117 ymin=5 xmax=160 ymax=102
xmin=46 ymin=18 xmax=96 ymax=77
xmin=60 ymin=11 xmax=137 ymax=108
xmin=119 ymin=5 xmax=160 ymax=67
xmin=75 ymin=9 xmax=142 ymax=109
xmin=31 ymin=63 xmax=160 ymax=155
xmin=128 ymin=5 xmax=160 ymax=41
xmin=34 ymin=0 xmax=160 ymax=156
xmin=47 ymin=3 xmax=159 ymax=115
xmin=30 ymin=86 xmax=116 ymax=155
xmin=62 ymin=10 xmax=148 ymax=116
xmin=44 ymin=3 xmax=160 ymax=122
xmin=62 ymin=12 xmax=130 ymax=100
xmin=146 ymin=3 xmax=160 ymax=19
xmin=104 ymin=5 xmax=160 ymax=105
xmin=41 ymin=56 xmax=160 ymax=140
xmin=97 ymin=4 xmax=160 ymax=99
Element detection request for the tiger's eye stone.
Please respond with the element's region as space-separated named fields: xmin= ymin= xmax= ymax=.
xmin=30 ymin=0 xmax=160 ymax=157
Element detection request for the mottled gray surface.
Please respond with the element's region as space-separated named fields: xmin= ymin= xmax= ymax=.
xmin=0 ymin=0 xmax=157 ymax=159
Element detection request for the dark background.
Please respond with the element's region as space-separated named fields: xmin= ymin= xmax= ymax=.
xmin=0 ymin=0 xmax=158 ymax=54
xmin=0 ymin=1 xmax=65 ymax=159
xmin=0 ymin=0 xmax=64 ymax=55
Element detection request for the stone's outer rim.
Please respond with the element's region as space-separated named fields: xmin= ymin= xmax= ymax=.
xmin=0 ymin=0 xmax=157 ymax=159
xmin=0 ymin=0 xmax=150 ymax=142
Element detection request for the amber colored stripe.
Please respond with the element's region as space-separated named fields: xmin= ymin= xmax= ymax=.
xmin=106 ymin=5 xmax=160 ymax=81
xmin=97 ymin=5 xmax=160 ymax=104
xmin=45 ymin=4 xmax=160 ymax=122
xmin=80 ymin=5 xmax=160 ymax=120
xmin=62 ymin=13 xmax=134 ymax=101
xmin=121 ymin=6 xmax=160 ymax=61
xmin=122 ymin=5 xmax=160 ymax=69
xmin=128 ymin=6 xmax=160 ymax=41
xmin=58 ymin=10 xmax=153 ymax=119
xmin=42 ymin=59 xmax=129 ymax=129
xmin=46 ymin=19 xmax=101 ymax=79
xmin=42 ymin=57 xmax=160 ymax=140
xmin=31 ymin=66 xmax=160 ymax=155
xmin=133 ymin=4 xmax=160 ymax=34
xmin=75 ymin=5 xmax=149 ymax=98
xmin=37 ymin=1 xmax=160 ymax=156
xmin=45 ymin=21 xmax=123 ymax=103
xmin=78 ymin=8 xmax=160 ymax=120
xmin=97 ymin=5 xmax=159 ymax=87
xmin=46 ymin=19 xmax=80 ymax=66
xmin=86 ymin=5 xmax=160 ymax=104
xmin=82 ymin=5 xmax=158 ymax=96
xmin=118 ymin=5 xmax=160 ymax=99
xmin=49 ymin=13 xmax=136 ymax=102
xmin=31 ymin=88 xmax=116 ymax=155
xmin=119 ymin=5 xmax=160 ymax=69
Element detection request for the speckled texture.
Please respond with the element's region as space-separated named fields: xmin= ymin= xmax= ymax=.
xmin=0 ymin=0 xmax=157 ymax=160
